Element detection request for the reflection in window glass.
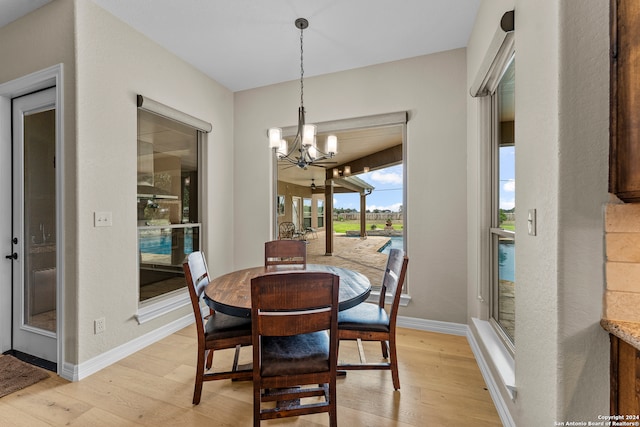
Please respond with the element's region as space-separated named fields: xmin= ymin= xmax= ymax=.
xmin=137 ymin=109 xmax=200 ymax=302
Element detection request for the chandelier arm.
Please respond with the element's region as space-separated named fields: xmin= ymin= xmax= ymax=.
xmin=278 ymin=130 xmax=304 ymax=160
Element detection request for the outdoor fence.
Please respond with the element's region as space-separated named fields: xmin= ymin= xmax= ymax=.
xmin=334 ymin=212 xmax=403 ymax=221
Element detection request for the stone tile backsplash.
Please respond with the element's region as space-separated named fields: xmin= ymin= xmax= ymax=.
xmin=605 ymin=203 xmax=640 ymax=322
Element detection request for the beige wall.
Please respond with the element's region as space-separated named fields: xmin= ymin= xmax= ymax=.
xmin=72 ymin=0 xmax=235 ymax=363
xmin=234 ymin=49 xmax=469 ymax=323
xmin=467 ymin=0 xmax=610 ymax=424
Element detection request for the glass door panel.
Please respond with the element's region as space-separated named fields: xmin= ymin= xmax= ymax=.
xmin=23 ymin=109 xmax=56 ymax=332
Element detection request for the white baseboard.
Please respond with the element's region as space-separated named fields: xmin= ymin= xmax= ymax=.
xmin=61 ymin=314 xmax=194 ymax=381
xmin=397 ymin=315 xmax=468 ymax=335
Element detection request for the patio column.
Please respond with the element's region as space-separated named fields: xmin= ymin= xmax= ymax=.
xmin=324 ymin=180 xmax=334 ymax=255
xmin=360 ymin=192 xmax=367 ymax=239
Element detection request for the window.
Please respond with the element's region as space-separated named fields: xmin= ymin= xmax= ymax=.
xmin=490 ymin=56 xmax=515 ymax=346
xmin=137 ymin=109 xmax=201 ymax=302
xmin=317 ymin=199 xmax=324 ymax=228
xmin=303 ymin=198 xmax=312 ymax=229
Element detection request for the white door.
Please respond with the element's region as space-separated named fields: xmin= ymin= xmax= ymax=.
xmin=10 ymin=88 xmax=57 ymax=363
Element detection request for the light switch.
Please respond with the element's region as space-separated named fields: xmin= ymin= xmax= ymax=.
xmin=94 ymin=211 xmax=112 ymax=227
xmin=527 ymin=209 xmax=536 ymax=236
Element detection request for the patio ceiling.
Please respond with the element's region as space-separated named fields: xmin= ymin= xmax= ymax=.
xmin=277 ymin=124 xmax=403 ymax=191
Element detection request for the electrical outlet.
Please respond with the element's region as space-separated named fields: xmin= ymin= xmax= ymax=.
xmin=94 ymin=317 xmax=106 ymax=334
xmin=94 ymin=211 xmax=112 ymax=227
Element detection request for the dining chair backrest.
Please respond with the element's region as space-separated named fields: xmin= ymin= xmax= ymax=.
xmin=378 ymin=248 xmax=409 ymax=318
xmin=264 ymin=239 xmax=307 ymax=267
xmin=184 ymin=251 xmax=211 ymax=332
xmin=252 ymin=271 xmax=338 ymax=337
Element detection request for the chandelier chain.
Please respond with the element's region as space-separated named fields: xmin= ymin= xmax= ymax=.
xmin=299 ymin=24 xmax=304 ymax=110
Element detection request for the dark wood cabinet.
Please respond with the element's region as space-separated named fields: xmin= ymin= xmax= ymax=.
xmin=609 ymin=334 xmax=640 ymax=415
xmin=610 ymin=0 xmax=640 ymax=202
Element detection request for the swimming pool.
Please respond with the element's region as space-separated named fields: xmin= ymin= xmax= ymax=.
xmin=378 ymin=236 xmax=404 ymax=254
xmin=139 ymin=230 xmax=194 ymax=255
xmin=499 ymin=242 xmax=515 ymax=282
xmin=377 ymin=237 xmax=514 ymax=283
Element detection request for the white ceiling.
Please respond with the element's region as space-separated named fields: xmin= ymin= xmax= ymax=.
xmin=2 ymin=0 xmax=480 ymax=189
xmin=0 ymin=0 xmax=480 ymax=92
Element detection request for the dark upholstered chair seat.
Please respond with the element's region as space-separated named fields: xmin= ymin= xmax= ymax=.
xmin=204 ymin=312 xmax=252 ymax=341
xmin=338 ymin=302 xmax=390 ymax=332
xmin=261 ymin=331 xmax=329 ymax=376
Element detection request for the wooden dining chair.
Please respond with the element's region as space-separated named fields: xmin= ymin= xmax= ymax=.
xmin=264 ymin=239 xmax=307 ymax=267
xmin=251 ymin=271 xmax=340 ymax=426
xmin=183 ymin=251 xmax=253 ymax=405
xmin=337 ymin=248 xmax=409 ymax=390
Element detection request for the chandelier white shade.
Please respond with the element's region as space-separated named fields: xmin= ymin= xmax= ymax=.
xmin=268 ymin=18 xmax=337 ymax=169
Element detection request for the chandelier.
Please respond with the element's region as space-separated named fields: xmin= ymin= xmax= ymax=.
xmin=268 ymin=18 xmax=337 ymax=169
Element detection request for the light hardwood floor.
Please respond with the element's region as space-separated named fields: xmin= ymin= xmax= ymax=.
xmin=0 ymin=326 xmax=502 ymax=426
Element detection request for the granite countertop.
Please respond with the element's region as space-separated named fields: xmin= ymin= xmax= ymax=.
xmin=601 ymin=318 xmax=640 ymax=350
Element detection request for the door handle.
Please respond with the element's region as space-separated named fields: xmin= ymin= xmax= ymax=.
xmin=5 ymin=253 xmax=17 ymax=260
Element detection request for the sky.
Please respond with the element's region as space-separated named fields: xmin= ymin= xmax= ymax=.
xmin=332 ymin=147 xmax=515 ymax=213
xmin=333 ymin=164 xmax=403 ymax=212
xmin=500 ymin=146 xmax=515 ymax=210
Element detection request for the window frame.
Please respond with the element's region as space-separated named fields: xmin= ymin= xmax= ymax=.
xmin=270 ymin=112 xmax=410 ymax=301
xmin=134 ymin=97 xmax=211 ymax=324
xmin=471 ymin=27 xmax=515 ymax=352
xmin=469 ymin=11 xmax=516 ymax=399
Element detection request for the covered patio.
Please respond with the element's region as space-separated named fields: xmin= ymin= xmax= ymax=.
xmin=305 ymin=230 xmax=391 ymax=289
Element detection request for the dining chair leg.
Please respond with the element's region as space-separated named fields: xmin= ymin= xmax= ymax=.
xmin=389 ymin=338 xmax=400 ymax=390
xmin=193 ymin=352 xmax=205 ymax=404
xmin=253 ymin=384 xmax=261 ymax=427
xmin=329 ymin=379 xmax=337 ymax=427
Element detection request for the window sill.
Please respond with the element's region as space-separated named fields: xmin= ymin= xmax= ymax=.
xmin=135 ymin=289 xmax=190 ymax=324
xmin=471 ymin=317 xmax=516 ymax=400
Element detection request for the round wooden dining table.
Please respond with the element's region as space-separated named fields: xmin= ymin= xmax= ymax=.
xmin=204 ymin=264 xmax=371 ymax=318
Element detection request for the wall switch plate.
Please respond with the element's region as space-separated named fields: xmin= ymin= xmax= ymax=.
xmin=94 ymin=211 xmax=112 ymax=227
xmin=94 ymin=317 xmax=106 ymax=334
xmin=527 ymin=209 xmax=537 ymax=236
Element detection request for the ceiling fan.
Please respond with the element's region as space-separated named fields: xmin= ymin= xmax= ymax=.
xmin=280 ymin=162 xmax=332 ymax=171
